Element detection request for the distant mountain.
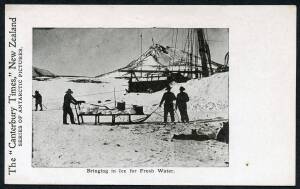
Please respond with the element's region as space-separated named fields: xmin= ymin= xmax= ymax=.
xmin=32 ymin=66 xmax=56 ymax=78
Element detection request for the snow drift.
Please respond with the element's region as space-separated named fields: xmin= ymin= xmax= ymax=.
xmin=118 ymin=72 xmax=228 ymax=121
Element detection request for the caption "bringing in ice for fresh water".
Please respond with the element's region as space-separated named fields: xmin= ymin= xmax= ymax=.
xmin=87 ymin=168 xmax=175 ymax=174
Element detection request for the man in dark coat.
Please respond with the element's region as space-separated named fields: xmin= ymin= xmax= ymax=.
xmin=176 ymin=86 xmax=189 ymax=122
xmin=159 ymin=85 xmax=176 ymax=123
xmin=32 ymin=90 xmax=43 ymax=111
xmin=63 ymin=89 xmax=77 ymax=124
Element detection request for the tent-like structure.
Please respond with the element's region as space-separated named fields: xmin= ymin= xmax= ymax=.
xmin=119 ymin=29 xmax=228 ymax=93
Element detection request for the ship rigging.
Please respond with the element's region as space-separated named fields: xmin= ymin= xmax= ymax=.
xmin=119 ymin=28 xmax=228 ymax=93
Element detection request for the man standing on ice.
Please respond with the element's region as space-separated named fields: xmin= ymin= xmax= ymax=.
xmin=63 ymin=89 xmax=78 ymax=125
xmin=175 ymin=86 xmax=189 ymax=123
xmin=159 ymin=85 xmax=176 ymax=123
xmin=32 ymin=90 xmax=43 ymax=111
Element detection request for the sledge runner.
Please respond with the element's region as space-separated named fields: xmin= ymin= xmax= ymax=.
xmin=176 ymin=86 xmax=189 ymax=123
xmin=63 ymin=89 xmax=78 ymax=125
xmin=32 ymin=90 xmax=43 ymax=111
xmin=159 ymin=85 xmax=176 ymax=123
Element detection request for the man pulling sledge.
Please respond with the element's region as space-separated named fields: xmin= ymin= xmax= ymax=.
xmin=159 ymin=85 xmax=176 ymax=123
xmin=176 ymin=86 xmax=189 ymax=123
xmin=63 ymin=89 xmax=78 ymax=125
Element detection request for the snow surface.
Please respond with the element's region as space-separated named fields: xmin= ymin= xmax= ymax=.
xmin=32 ymin=72 xmax=228 ymax=167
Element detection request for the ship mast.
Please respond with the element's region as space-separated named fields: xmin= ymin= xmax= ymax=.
xmin=196 ymin=28 xmax=212 ymax=77
xmin=140 ymin=33 xmax=143 ymax=57
xmin=140 ymin=33 xmax=143 ymax=77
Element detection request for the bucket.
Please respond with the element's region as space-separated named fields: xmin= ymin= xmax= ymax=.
xmin=133 ymin=105 xmax=144 ymax=115
xmin=117 ymin=102 xmax=125 ymax=111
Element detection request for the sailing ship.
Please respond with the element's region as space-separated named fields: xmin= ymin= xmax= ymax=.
xmin=119 ymin=29 xmax=228 ymax=93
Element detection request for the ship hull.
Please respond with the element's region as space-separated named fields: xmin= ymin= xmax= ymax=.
xmin=128 ymin=80 xmax=171 ymax=93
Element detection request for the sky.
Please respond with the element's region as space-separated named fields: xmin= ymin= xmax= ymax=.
xmin=33 ymin=28 xmax=228 ymax=76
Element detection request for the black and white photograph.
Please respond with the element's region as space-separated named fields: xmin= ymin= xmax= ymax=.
xmin=32 ymin=28 xmax=229 ymax=167
xmin=5 ymin=5 xmax=296 ymax=185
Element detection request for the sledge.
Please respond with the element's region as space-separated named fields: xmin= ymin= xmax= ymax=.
xmin=94 ymin=113 xmax=151 ymax=125
xmin=74 ymin=101 xmax=151 ymax=125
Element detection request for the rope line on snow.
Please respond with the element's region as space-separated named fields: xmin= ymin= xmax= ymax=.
xmin=39 ymin=89 xmax=125 ymax=104
xmin=75 ymin=90 xmax=124 ymax=97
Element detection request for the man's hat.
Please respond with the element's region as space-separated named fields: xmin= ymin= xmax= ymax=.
xmin=66 ymin=89 xmax=73 ymax=94
xmin=180 ymin=86 xmax=185 ymax=91
xmin=35 ymin=90 xmax=39 ymax=93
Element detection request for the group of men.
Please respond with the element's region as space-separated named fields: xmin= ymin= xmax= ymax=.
xmin=159 ymin=85 xmax=189 ymax=123
xmin=33 ymin=85 xmax=189 ymax=125
xmin=33 ymin=89 xmax=78 ymax=125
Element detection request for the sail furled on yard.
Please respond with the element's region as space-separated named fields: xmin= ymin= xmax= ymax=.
xmin=121 ymin=44 xmax=201 ymax=72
